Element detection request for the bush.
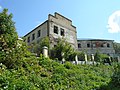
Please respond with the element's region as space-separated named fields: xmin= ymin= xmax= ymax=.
xmin=111 ymin=63 xmax=120 ymax=87
xmin=0 ymin=53 xmax=115 ymax=90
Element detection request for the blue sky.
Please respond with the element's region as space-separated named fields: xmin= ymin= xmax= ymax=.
xmin=0 ymin=0 xmax=120 ymax=42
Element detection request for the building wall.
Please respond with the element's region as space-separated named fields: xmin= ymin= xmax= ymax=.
xmin=24 ymin=21 xmax=48 ymax=44
xmin=24 ymin=12 xmax=77 ymax=50
xmin=24 ymin=13 xmax=115 ymax=57
xmin=78 ymin=40 xmax=115 ymax=57
xmin=48 ymin=13 xmax=77 ymax=49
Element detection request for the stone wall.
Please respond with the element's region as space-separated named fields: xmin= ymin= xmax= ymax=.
xmin=24 ymin=21 xmax=48 ymax=45
xmin=24 ymin=12 xmax=77 ymax=50
xmin=48 ymin=12 xmax=77 ymax=49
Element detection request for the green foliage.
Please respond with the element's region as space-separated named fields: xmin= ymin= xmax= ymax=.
xmin=0 ymin=9 xmax=31 ymax=68
xmin=94 ymin=50 xmax=101 ymax=62
xmin=77 ymin=51 xmax=85 ymax=61
xmin=0 ymin=9 xmax=18 ymax=49
xmin=32 ymin=36 xmax=50 ymax=55
xmin=0 ymin=9 xmax=21 ymax=68
xmin=98 ymin=63 xmax=120 ymax=90
xmin=0 ymin=54 xmax=115 ymax=90
xmin=94 ymin=50 xmax=109 ymax=64
xmin=51 ymin=38 xmax=76 ymax=61
xmin=111 ymin=63 xmax=120 ymax=87
xmin=113 ymin=42 xmax=120 ymax=54
xmin=100 ymin=54 xmax=109 ymax=59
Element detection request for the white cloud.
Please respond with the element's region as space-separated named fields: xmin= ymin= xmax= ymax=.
xmin=107 ymin=10 xmax=120 ymax=33
xmin=0 ymin=5 xmax=2 ymax=10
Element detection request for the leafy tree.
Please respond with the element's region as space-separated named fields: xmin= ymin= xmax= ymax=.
xmin=0 ymin=9 xmax=29 ymax=68
xmin=0 ymin=9 xmax=18 ymax=68
xmin=94 ymin=50 xmax=101 ymax=62
xmin=0 ymin=9 xmax=18 ymax=49
xmin=77 ymin=51 xmax=85 ymax=61
xmin=113 ymin=42 xmax=120 ymax=54
xmin=51 ymin=38 xmax=76 ymax=61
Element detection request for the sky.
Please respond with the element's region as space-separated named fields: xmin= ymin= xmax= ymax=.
xmin=0 ymin=0 xmax=120 ymax=43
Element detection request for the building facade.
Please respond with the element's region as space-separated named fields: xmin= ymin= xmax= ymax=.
xmin=77 ymin=39 xmax=115 ymax=57
xmin=24 ymin=12 xmax=115 ymax=57
xmin=24 ymin=12 xmax=78 ymax=49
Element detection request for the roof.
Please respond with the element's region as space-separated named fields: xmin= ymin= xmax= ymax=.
xmin=24 ymin=20 xmax=48 ymax=37
xmin=77 ymin=38 xmax=114 ymax=41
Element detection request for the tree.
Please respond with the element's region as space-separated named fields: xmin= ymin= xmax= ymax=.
xmin=51 ymin=38 xmax=76 ymax=61
xmin=0 ymin=9 xmax=26 ymax=68
xmin=0 ymin=9 xmax=18 ymax=50
xmin=77 ymin=51 xmax=85 ymax=61
xmin=94 ymin=50 xmax=101 ymax=62
xmin=113 ymin=42 xmax=120 ymax=54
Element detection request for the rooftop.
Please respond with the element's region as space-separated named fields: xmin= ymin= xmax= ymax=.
xmin=77 ymin=38 xmax=114 ymax=41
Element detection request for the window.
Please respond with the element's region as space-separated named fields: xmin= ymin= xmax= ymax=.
xmin=27 ymin=36 xmax=30 ymax=43
xmin=78 ymin=43 xmax=81 ymax=48
xmin=37 ymin=30 xmax=41 ymax=37
xmin=60 ymin=28 xmax=64 ymax=36
xmin=87 ymin=43 xmax=90 ymax=48
xmin=54 ymin=45 xmax=57 ymax=47
xmin=101 ymin=44 xmax=103 ymax=47
xmin=24 ymin=38 xmax=26 ymax=42
xmin=54 ymin=26 xmax=58 ymax=34
xmin=32 ymin=33 xmax=35 ymax=40
xmin=107 ymin=43 xmax=110 ymax=47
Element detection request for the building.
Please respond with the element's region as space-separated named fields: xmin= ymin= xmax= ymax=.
xmin=24 ymin=12 xmax=115 ymax=57
xmin=77 ymin=39 xmax=115 ymax=57
xmin=24 ymin=12 xmax=78 ymax=49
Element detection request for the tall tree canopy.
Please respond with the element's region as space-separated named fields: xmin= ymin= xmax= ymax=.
xmin=0 ymin=9 xmax=20 ymax=68
xmin=0 ymin=9 xmax=18 ymax=50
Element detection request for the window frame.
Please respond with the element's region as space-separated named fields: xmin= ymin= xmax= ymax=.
xmin=54 ymin=25 xmax=58 ymax=34
xmin=32 ymin=33 xmax=35 ymax=41
xmin=27 ymin=36 xmax=30 ymax=43
xmin=37 ymin=30 xmax=41 ymax=38
xmin=78 ymin=43 xmax=81 ymax=48
xmin=107 ymin=43 xmax=110 ymax=48
xmin=87 ymin=43 xmax=90 ymax=48
xmin=60 ymin=28 xmax=64 ymax=36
